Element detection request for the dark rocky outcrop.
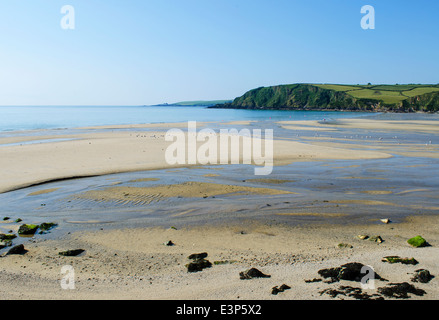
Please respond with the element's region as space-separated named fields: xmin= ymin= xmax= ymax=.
xmin=320 ymin=286 xmax=384 ymax=300
xmin=188 ymin=252 xmax=208 ymax=260
xmin=18 ymin=224 xmax=39 ymax=236
xmin=304 ymin=278 xmax=322 ymax=283
xmin=38 ymin=222 xmax=58 ymax=233
xmin=378 ymin=282 xmax=426 ymax=299
xmin=186 ymin=252 xmax=212 ymax=273
xmin=318 ymin=262 xmax=386 ymax=283
xmin=411 ymin=269 xmax=434 ymax=284
xmin=271 ymin=284 xmax=291 ymax=295
xmin=7 ymin=244 xmax=27 ymax=255
xmin=239 ymin=268 xmax=271 ymax=280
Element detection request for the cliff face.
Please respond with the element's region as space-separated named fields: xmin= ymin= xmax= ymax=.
xmin=212 ymin=84 xmax=439 ymax=112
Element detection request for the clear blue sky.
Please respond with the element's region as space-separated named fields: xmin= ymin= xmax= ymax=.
xmin=0 ymin=0 xmax=438 ymax=105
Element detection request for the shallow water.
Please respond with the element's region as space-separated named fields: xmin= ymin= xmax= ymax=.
xmin=0 ymin=138 xmax=77 ymax=147
xmin=1 ymin=113 xmax=439 ymax=252
xmin=0 ymin=105 xmax=372 ymax=132
xmin=1 ymin=149 xmax=438 ymax=241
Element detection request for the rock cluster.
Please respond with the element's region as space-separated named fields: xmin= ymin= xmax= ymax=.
xmin=318 ymin=262 xmax=386 ymax=283
xmin=186 ymin=252 xmax=212 ymax=273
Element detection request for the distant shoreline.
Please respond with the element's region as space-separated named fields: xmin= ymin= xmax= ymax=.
xmin=209 ymin=105 xmax=439 ymax=114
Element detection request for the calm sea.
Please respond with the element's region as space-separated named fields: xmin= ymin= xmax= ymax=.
xmin=0 ymin=105 xmax=372 ymax=132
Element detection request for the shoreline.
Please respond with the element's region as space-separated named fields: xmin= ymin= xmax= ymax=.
xmin=208 ymin=105 xmax=439 ymax=114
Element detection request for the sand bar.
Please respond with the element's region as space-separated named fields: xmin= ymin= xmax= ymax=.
xmin=0 ymin=124 xmax=391 ymax=194
xmin=278 ymin=119 xmax=439 ymax=133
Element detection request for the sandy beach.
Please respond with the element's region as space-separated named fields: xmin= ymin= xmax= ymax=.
xmin=1 ymin=117 xmax=438 ymax=300
xmin=0 ymin=215 xmax=438 ymax=300
xmin=3 ymin=0 xmax=439 ymax=306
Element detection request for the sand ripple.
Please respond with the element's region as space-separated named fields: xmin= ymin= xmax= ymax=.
xmin=72 ymin=182 xmax=294 ymax=207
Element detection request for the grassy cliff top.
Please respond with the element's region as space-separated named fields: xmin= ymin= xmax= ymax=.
xmin=314 ymin=84 xmax=439 ymax=104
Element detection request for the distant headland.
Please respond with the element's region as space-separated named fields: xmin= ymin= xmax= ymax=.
xmin=154 ymin=100 xmax=232 ymax=107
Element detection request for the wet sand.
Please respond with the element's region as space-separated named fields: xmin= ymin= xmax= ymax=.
xmin=278 ymin=118 xmax=439 ymax=133
xmin=1 ymin=116 xmax=439 ymax=300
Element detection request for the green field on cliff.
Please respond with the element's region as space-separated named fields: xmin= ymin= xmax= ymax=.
xmin=316 ymin=84 xmax=439 ymax=104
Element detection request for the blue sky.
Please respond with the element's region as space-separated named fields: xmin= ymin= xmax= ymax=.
xmin=0 ymin=0 xmax=438 ymax=105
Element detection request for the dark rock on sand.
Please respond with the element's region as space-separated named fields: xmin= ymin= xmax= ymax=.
xmin=378 ymin=282 xmax=426 ymax=299
xmin=39 ymin=222 xmax=58 ymax=232
xmin=320 ymin=286 xmax=384 ymax=300
xmin=272 ymin=284 xmax=291 ymax=295
xmin=7 ymin=244 xmax=27 ymax=255
xmin=188 ymin=252 xmax=208 ymax=260
xmin=239 ymin=268 xmax=271 ymax=280
xmin=369 ymin=235 xmax=384 ymax=244
xmin=304 ymin=278 xmax=322 ymax=283
xmin=318 ymin=262 xmax=385 ymax=283
xmin=59 ymin=249 xmax=85 ymax=257
xmin=165 ymin=240 xmax=175 ymax=246
xmin=411 ymin=269 xmax=434 ymax=284
xmin=187 ymin=259 xmax=212 ymax=272
xmin=18 ymin=224 xmax=39 ymax=236
xmin=338 ymin=243 xmax=353 ymax=249
xmin=318 ymin=267 xmax=341 ymax=282
xmin=0 ymin=233 xmax=17 ymax=241
xmin=186 ymin=252 xmax=212 ymax=273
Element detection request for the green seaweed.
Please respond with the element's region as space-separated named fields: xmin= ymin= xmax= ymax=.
xmin=39 ymin=222 xmax=58 ymax=231
xmin=407 ymin=236 xmax=427 ymax=248
xmin=213 ymin=260 xmax=237 ymax=265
